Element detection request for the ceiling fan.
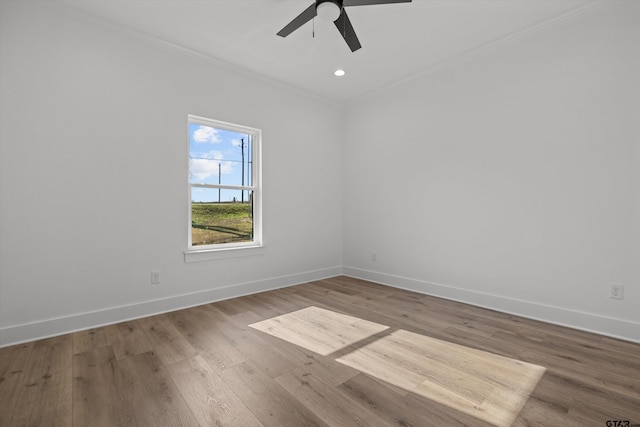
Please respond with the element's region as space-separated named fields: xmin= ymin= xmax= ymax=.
xmin=277 ymin=0 xmax=412 ymax=52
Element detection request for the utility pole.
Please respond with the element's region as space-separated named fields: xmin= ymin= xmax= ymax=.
xmin=218 ymin=162 xmax=221 ymax=203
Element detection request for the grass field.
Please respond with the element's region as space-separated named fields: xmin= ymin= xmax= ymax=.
xmin=191 ymin=202 xmax=253 ymax=246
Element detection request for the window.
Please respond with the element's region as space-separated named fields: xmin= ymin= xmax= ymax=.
xmin=187 ymin=115 xmax=261 ymax=253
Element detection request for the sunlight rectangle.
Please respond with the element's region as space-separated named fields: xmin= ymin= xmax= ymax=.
xmin=249 ymin=306 xmax=389 ymax=356
xmin=336 ymin=329 xmax=545 ymax=427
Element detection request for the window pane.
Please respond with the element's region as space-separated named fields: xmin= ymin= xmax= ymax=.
xmin=189 ymin=123 xmax=252 ymax=187
xmin=191 ymin=187 xmax=254 ymax=246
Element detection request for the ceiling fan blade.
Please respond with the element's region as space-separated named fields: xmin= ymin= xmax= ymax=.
xmin=277 ymin=3 xmax=317 ymax=37
xmin=334 ymin=9 xmax=361 ymax=52
xmin=343 ymin=0 xmax=411 ymax=6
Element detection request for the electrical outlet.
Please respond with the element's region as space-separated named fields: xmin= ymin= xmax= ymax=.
xmin=151 ymin=271 xmax=160 ymax=284
xmin=609 ymin=283 xmax=624 ymax=300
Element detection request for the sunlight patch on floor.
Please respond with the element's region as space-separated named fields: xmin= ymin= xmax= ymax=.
xmin=337 ymin=329 xmax=546 ymax=427
xmin=248 ymin=306 xmax=389 ymax=356
xmin=250 ymin=307 xmax=545 ymax=427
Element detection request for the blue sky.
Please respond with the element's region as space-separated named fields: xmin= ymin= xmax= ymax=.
xmin=189 ymin=123 xmax=252 ymax=202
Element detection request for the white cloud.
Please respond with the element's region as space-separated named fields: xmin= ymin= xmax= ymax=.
xmin=192 ymin=126 xmax=221 ymax=144
xmin=190 ymin=157 xmax=233 ymax=182
xmin=202 ymin=150 xmax=224 ymax=160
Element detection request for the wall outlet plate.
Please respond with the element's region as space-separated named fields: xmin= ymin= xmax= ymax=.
xmin=609 ymin=283 xmax=624 ymax=300
xmin=151 ymin=271 xmax=160 ymax=284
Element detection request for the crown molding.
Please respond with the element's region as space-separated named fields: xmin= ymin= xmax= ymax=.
xmin=349 ymin=0 xmax=610 ymax=106
xmin=31 ymin=1 xmax=613 ymax=109
xmin=43 ymin=1 xmax=342 ymax=109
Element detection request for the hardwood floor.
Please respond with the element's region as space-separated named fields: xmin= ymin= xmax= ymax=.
xmin=1 ymin=276 xmax=638 ymax=426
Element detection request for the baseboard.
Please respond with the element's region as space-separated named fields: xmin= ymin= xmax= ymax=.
xmin=4 ymin=265 xmax=637 ymax=347
xmin=343 ymin=266 xmax=640 ymax=344
xmin=0 ymin=266 xmax=343 ymax=348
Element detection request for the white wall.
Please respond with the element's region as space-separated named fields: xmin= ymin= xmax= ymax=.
xmin=0 ymin=2 xmax=343 ymax=345
xmin=343 ymin=1 xmax=640 ymax=342
xmin=2 ymin=1 xmax=638 ymax=347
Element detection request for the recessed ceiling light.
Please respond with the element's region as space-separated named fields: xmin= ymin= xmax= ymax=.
xmin=334 ymin=69 xmax=346 ymax=77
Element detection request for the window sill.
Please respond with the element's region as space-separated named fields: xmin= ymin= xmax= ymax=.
xmin=184 ymin=245 xmax=265 ymax=263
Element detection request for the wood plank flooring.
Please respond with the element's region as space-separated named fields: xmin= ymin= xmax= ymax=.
xmin=1 ymin=276 xmax=639 ymax=426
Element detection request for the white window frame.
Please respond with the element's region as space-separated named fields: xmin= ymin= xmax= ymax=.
xmin=184 ymin=114 xmax=263 ymax=262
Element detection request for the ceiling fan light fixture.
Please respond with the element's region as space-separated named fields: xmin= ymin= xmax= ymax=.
xmin=316 ymin=1 xmax=341 ymax=22
xmin=277 ymin=0 xmax=411 ymax=53
xmin=334 ymin=69 xmax=346 ymax=77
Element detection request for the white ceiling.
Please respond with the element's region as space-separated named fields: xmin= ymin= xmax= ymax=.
xmin=56 ymin=0 xmax=597 ymax=103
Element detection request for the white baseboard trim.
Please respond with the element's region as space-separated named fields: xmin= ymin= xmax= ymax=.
xmin=343 ymin=266 xmax=640 ymax=344
xmin=0 ymin=266 xmax=343 ymax=348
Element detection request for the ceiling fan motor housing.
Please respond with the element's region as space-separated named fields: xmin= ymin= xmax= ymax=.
xmin=316 ymin=0 xmax=343 ymax=22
